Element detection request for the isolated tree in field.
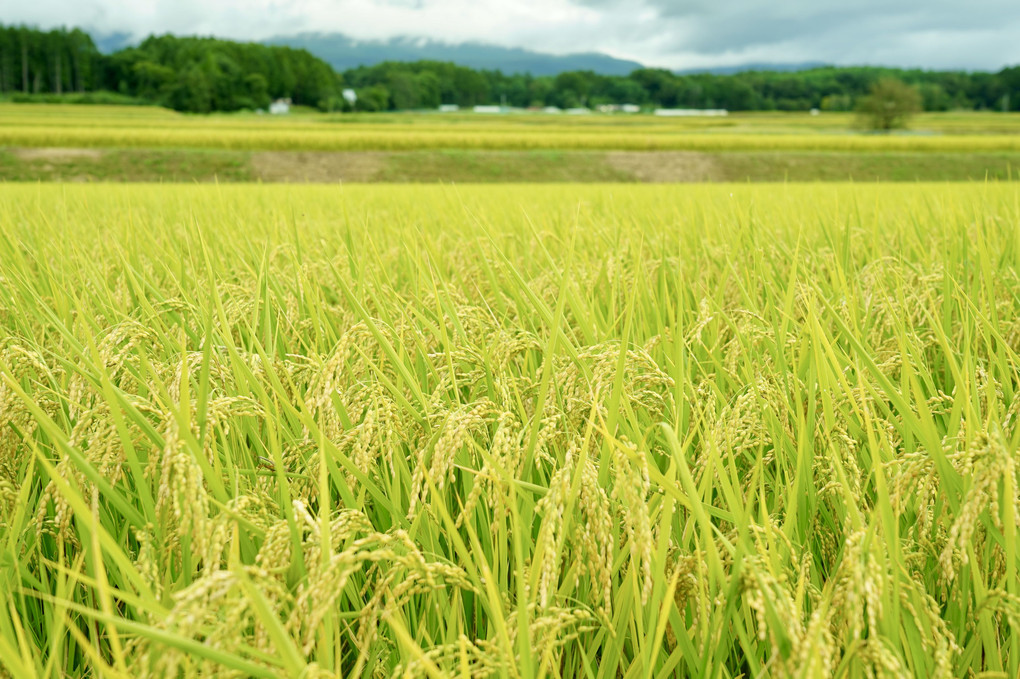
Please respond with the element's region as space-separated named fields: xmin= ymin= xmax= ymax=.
xmin=856 ymin=78 xmax=922 ymax=131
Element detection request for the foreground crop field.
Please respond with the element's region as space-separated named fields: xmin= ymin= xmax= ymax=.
xmin=3 ymin=104 xmax=1020 ymax=152
xmin=1 ymin=183 xmax=1019 ymax=678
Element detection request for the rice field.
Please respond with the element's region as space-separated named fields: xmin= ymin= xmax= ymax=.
xmin=3 ymin=104 xmax=1020 ymax=152
xmin=1 ymin=182 xmax=1019 ymax=678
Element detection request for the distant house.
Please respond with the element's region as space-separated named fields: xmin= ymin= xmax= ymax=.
xmin=269 ymin=98 xmax=292 ymax=115
xmin=438 ymin=104 xmax=459 ymax=112
xmin=473 ymin=105 xmax=502 ymax=113
xmin=653 ymin=108 xmax=728 ymax=117
xmin=342 ymin=89 xmax=358 ymax=105
xmin=597 ymin=104 xmax=641 ymax=113
xmin=565 ymin=107 xmax=591 ymax=115
xmin=542 ymin=106 xmax=562 ymax=114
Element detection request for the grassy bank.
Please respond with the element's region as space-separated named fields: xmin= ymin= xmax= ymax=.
xmin=0 ymin=148 xmax=253 ymax=182
xmin=2 ymin=147 xmax=1019 ymax=182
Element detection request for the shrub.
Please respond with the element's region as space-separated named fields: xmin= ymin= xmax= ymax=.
xmin=855 ymin=78 xmax=923 ymax=131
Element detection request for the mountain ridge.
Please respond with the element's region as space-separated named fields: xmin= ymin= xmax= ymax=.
xmin=265 ymin=32 xmax=645 ymax=76
xmin=96 ymin=29 xmax=836 ymax=78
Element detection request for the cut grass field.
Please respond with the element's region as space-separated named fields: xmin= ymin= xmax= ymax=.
xmin=3 ymin=104 xmax=1020 ymax=153
xmin=3 ymin=147 xmax=1019 ymax=183
xmin=0 ymin=148 xmax=253 ymax=183
xmin=1 ymin=182 xmax=1019 ymax=678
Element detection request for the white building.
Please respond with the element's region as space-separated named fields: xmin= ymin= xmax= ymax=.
xmin=438 ymin=104 xmax=459 ymax=112
xmin=597 ymin=103 xmax=641 ymax=114
xmin=473 ymin=105 xmax=502 ymax=113
xmin=269 ymin=98 xmax=291 ymax=115
xmin=653 ymin=108 xmax=728 ymax=117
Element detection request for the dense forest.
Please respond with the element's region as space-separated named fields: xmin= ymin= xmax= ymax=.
xmin=0 ymin=27 xmax=343 ymax=111
xmin=1 ymin=24 xmax=1018 ymax=113
xmin=344 ymin=61 xmax=1020 ymax=113
xmin=0 ymin=26 xmax=101 ymax=96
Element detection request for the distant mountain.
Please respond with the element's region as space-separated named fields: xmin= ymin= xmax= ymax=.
xmin=676 ymin=62 xmax=827 ymax=75
xmin=265 ymin=33 xmax=645 ymax=76
xmin=92 ymin=31 xmax=134 ymax=54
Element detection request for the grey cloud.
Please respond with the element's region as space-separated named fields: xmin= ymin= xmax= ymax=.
xmin=569 ymin=0 xmax=1019 ymax=66
xmin=2 ymin=0 xmax=1018 ymax=70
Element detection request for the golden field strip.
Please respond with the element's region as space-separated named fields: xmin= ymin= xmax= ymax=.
xmin=1 ymin=182 xmax=1019 ymax=677
xmin=3 ymin=104 xmax=1020 ymax=152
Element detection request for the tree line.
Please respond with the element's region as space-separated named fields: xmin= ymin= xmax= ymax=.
xmin=2 ymin=24 xmax=1019 ymax=114
xmin=346 ymin=61 xmax=1019 ymax=113
xmin=0 ymin=26 xmax=99 ymax=96
xmin=0 ymin=27 xmax=342 ymax=112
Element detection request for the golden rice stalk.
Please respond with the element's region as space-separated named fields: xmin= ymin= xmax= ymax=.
xmin=408 ymin=399 xmax=499 ymax=519
xmin=611 ymin=438 xmax=654 ymax=604
xmin=534 ymin=439 xmax=613 ymax=613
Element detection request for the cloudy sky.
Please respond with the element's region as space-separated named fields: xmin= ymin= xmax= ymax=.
xmin=4 ymin=0 xmax=1020 ymax=70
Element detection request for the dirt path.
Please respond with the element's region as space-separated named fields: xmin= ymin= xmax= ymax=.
xmin=604 ymin=151 xmax=723 ymax=182
xmin=251 ymin=151 xmax=387 ymax=182
xmin=13 ymin=148 xmax=104 ymax=162
xmin=253 ymin=150 xmax=725 ymax=183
